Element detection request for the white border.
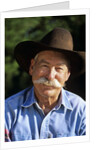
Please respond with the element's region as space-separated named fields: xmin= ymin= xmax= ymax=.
xmin=0 ymin=9 xmax=90 ymax=150
xmin=0 ymin=0 xmax=67 ymax=12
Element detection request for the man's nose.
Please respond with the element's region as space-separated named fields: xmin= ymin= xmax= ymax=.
xmin=46 ymin=67 xmax=56 ymax=81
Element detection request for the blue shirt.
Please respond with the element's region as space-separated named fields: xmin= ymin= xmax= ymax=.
xmin=5 ymin=86 xmax=86 ymax=141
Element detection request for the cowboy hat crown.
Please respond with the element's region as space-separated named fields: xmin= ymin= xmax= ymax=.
xmin=40 ymin=28 xmax=73 ymax=50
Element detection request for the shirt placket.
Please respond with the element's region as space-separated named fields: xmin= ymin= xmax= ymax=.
xmin=39 ymin=113 xmax=53 ymax=139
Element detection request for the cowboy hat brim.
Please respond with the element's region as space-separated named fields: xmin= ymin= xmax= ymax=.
xmin=14 ymin=40 xmax=85 ymax=78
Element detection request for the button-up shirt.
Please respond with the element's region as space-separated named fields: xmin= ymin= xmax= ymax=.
xmin=5 ymin=86 xmax=86 ymax=141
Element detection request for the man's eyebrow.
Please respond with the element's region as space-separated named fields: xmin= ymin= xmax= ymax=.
xmin=38 ymin=59 xmax=67 ymax=66
xmin=38 ymin=59 xmax=50 ymax=64
xmin=56 ymin=63 xmax=67 ymax=66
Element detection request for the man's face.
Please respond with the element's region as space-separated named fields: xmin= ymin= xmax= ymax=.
xmin=29 ymin=51 xmax=70 ymax=98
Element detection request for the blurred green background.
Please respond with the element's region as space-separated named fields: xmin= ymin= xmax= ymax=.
xmin=5 ymin=15 xmax=85 ymax=99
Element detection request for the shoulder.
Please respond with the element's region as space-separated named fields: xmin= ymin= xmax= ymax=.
xmin=5 ymin=86 xmax=33 ymax=109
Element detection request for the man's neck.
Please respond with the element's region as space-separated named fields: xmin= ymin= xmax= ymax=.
xmin=34 ymin=89 xmax=61 ymax=115
xmin=38 ymin=100 xmax=58 ymax=115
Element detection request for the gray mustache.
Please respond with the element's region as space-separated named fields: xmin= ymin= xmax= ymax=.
xmin=33 ymin=77 xmax=62 ymax=88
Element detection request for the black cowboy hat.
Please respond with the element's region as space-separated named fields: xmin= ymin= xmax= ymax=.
xmin=14 ymin=27 xmax=85 ymax=77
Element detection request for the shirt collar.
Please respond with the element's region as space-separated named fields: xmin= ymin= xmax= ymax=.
xmin=60 ymin=88 xmax=73 ymax=111
xmin=21 ymin=86 xmax=37 ymax=108
xmin=21 ymin=86 xmax=73 ymax=111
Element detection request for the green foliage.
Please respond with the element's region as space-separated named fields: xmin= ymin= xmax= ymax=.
xmin=5 ymin=15 xmax=85 ymax=98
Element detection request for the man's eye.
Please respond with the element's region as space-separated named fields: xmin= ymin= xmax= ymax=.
xmin=56 ymin=67 xmax=63 ymax=71
xmin=41 ymin=65 xmax=48 ymax=68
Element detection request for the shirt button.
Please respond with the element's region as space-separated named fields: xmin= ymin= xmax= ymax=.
xmin=48 ymin=133 xmax=52 ymax=138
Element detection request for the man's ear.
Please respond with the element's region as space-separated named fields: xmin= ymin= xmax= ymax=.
xmin=29 ymin=59 xmax=35 ymax=76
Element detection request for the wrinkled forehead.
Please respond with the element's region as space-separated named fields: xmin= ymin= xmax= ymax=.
xmin=35 ymin=50 xmax=68 ymax=64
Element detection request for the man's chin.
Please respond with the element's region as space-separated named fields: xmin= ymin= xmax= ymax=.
xmin=41 ymin=87 xmax=62 ymax=97
xmin=34 ymin=83 xmax=62 ymax=98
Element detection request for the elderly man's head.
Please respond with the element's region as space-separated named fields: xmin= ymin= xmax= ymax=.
xmin=29 ymin=50 xmax=70 ymax=98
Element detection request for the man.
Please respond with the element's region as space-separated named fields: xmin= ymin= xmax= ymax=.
xmin=5 ymin=28 xmax=86 ymax=142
